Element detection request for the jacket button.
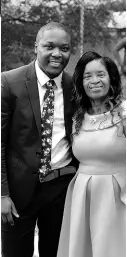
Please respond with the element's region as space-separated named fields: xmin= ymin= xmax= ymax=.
xmin=36 ymin=152 xmax=41 ymax=157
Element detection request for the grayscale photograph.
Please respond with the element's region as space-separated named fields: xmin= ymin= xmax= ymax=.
xmin=1 ymin=0 xmax=126 ymax=257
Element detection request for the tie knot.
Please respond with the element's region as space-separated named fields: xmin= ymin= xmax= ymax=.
xmin=45 ymin=80 xmax=55 ymax=90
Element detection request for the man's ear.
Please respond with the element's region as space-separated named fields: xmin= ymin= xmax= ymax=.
xmin=35 ymin=42 xmax=38 ymax=54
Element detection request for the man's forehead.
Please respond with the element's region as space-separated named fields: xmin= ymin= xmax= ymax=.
xmin=41 ymin=28 xmax=69 ymax=38
xmin=36 ymin=26 xmax=71 ymax=44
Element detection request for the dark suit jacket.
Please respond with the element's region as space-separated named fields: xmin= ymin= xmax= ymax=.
xmin=1 ymin=61 xmax=76 ymax=211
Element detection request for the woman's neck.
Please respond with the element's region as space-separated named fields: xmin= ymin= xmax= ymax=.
xmin=88 ymin=99 xmax=109 ymax=115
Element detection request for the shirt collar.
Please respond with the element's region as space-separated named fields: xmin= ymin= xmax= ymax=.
xmin=35 ymin=60 xmax=62 ymax=88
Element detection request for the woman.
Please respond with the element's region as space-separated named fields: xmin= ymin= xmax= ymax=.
xmin=57 ymin=52 xmax=126 ymax=257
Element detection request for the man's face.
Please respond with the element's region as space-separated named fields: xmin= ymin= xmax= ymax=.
xmin=35 ymin=28 xmax=71 ymax=78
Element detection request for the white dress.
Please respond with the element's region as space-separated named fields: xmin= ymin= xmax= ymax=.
xmin=57 ymin=102 xmax=126 ymax=257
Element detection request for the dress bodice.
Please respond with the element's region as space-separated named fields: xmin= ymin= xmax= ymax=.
xmin=72 ymin=102 xmax=126 ymax=174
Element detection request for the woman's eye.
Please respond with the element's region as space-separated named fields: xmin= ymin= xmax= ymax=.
xmin=84 ymin=75 xmax=91 ymax=80
xmin=98 ymin=73 xmax=105 ymax=77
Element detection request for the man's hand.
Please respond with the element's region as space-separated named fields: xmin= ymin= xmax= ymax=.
xmin=1 ymin=196 xmax=19 ymax=226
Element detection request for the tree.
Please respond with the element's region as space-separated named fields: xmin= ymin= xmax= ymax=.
xmin=1 ymin=0 xmax=126 ymax=71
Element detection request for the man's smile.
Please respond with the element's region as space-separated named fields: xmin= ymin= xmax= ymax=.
xmin=49 ymin=60 xmax=62 ymax=67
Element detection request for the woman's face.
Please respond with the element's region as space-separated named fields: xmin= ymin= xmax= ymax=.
xmin=83 ymin=59 xmax=110 ymax=101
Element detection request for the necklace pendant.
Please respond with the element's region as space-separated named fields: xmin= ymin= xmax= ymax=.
xmin=89 ymin=116 xmax=97 ymax=124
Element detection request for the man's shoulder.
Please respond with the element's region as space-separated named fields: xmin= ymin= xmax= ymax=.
xmin=63 ymin=71 xmax=72 ymax=79
xmin=1 ymin=61 xmax=35 ymax=84
xmin=115 ymin=37 xmax=126 ymax=51
xmin=62 ymin=71 xmax=72 ymax=85
xmin=2 ymin=64 xmax=27 ymax=77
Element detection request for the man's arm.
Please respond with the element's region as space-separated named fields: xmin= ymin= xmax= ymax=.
xmin=113 ymin=37 xmax=126 ymax=73
xmin=1 ymin=74 xmax=19 ymax=224
xmin=1 ymin=74 xmax=11 ymax=196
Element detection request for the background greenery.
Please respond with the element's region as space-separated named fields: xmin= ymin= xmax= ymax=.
xmin=1 ymin=0 xmax=126 ymax=72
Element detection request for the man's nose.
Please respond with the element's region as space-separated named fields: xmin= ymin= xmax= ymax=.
xmin=52 ymin=48 xmax=62 ymax=57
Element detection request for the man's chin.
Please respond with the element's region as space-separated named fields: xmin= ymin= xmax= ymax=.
xmin=46 ymin=67 xmax=63 ymax=78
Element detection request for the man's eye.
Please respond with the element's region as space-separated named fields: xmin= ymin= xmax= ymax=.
xmin=61 ymin=47 xmax=69 ymax=52
xmin=46 ymin=45 xmax=53 ymax=50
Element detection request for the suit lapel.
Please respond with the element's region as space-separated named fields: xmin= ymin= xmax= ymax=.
xmin=25 ymin=61 xmax=41 ymax=139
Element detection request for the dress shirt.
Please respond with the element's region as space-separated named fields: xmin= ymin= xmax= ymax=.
xmin=35 ymin=60 xmax=72 ymax=170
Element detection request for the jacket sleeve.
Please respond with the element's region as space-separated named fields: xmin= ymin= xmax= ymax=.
xmin=1 ymin=74 xmax=12 ymax=196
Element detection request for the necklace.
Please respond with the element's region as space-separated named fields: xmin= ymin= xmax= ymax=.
xmin=89 ymin=116 xmax=97 ymax=124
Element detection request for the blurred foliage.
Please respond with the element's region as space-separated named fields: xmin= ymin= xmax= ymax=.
xmin=1 ymin=0 xmax=126 ymax=71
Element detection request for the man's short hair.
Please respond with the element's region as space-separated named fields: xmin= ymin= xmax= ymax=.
xmin=35 ymin=21 xmax=71 ymax=44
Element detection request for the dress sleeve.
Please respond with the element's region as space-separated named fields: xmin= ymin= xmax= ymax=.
xmin=120 ymin=100 xmax=126 ymax=117
xmin=118 ymin=100 xmax=126 ymax=137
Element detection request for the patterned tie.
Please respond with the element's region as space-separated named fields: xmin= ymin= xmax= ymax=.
xmin=39 ymin=79 xmax=55 ymax=178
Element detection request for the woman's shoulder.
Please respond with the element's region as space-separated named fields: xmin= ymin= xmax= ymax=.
xmin=120 ymin=100 xmax=126 ymax=111
xmin=118 ymin=100 xmax=126 ymax=137
xmin=113 ymin=100 xmax=126 ymax=119
xmin=118 ymin=100 xmax=126 ymax=119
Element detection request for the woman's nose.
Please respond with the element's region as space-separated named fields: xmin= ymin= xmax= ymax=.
xmin=91 ymin=76 xmax=100 ymax=83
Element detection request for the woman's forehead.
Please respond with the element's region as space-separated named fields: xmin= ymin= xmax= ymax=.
xmin=84 ymin=59 xmax=107 ymax=72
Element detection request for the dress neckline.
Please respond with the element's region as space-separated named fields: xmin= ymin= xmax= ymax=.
xmin=85 ymin=111 xmax=111 ymax=125
xmin=86 ymin=110 xmax=110 ymax=117
xmin=82 ymin=110 xmax=122 ymax=131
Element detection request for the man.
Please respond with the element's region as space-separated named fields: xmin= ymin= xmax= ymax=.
xmin=113 ymin=37 xmax=126 ymax=76
xmin=1 ymin=22 xmax=78 ymax=257
xmin=113 ymin=36 xmax=126 ymax=94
